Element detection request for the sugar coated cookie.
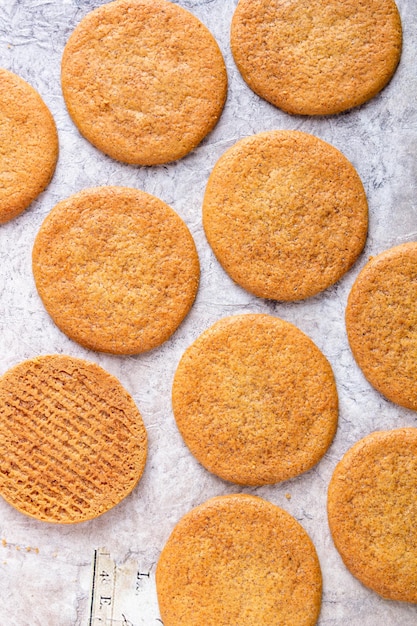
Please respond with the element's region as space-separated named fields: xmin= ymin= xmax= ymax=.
xmin=0 ymin=355 xmax=147 ymax=523
xmin=0 ymin=68 xmax=58 ymax=224
xmin=61 ymin=0 xmax=227 ymax=165
xmin=327 ymin=428 xmax=417 ymax=602
xmin=32 ymin=186 xmax=199 ymax=355
xmin=172 ymin=314 xmax=338 ymax=485
xmin=231 ymin=0 xmax=402 ymax=116
xmin=203 ymin=130 xmax=368 ymax=301
xmin=156 ymin=494 xmax=322 ymax=625
xmin=346 ymin=242 xmax=417 ymax=410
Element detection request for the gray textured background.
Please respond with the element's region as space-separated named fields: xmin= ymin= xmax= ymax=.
xmin=0 ymin=1 xmax=416 ymax=624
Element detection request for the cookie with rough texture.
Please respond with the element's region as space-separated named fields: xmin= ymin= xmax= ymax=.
xmin=0 ymin=68 xmax=58 ymax=224
xmin=32 ymin=186 xmax=199 ymax=355
xmin=157 ymin=494 xmax=322 ymax=625
xmin=231 ymin=0 xmax=402 ymax=116
xmin=61 ymin=0 xmax=227 ymax=165
xmin=327 ymin=428 xmax=417 ymax=602
xmin=0 ymin=355 xmax=147 ymax=523
xmin=203 ymin=130 xmax=368 ymax=301
xmin=172 ymin=314 xmax=338 ymax=485
xmin=346 ymin=242 xmax=417 ymax=410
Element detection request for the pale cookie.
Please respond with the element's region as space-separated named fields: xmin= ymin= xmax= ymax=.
xmin=346 ymin=242 xmax=417 ymax=410
xmin=61 ymin=0 xmax=227 ymax=165
xmin=0 ymin=355 xmax=147 ymax=523
xmin=172 ymin=314 xmax=338 ymax=485
xmin=156 ymin=494 xmax=322 ymax=626
xmin=0 ymin=68 xmax=58 ymax=224
xmin=32 ymin=186 xmax=199 ymax=355
xmin=231 ymin=0 xmax=402 ymax=116
xmin=203 ymin=130 xmax=368 ymax=301
xmin=327 ymin=428 xmax=417 ymax=603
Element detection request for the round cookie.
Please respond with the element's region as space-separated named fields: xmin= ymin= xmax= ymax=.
xmin=327 ymin=428 xmax=417 ymax=602
xmin=0 ymin=68 xmax=58 ymax=224
xmin=0 ymin=355 xmax=147 ymax=523
xmin=32 ymin=186 xmax=199 ymax=355
xmin=346 ymin=242 xmax=417 ymax=410
xmin=156 ymin=494 xmax=322 ymax=626
xmin=203 ymin=130 xmax=368 ymax=301
xmin=172 ymin=314 xmax=338 ymax=485
xmin=230 ymin=0 xmax=402 ymax=116
xmin=61 ymin=0 xmax=227 ymax=165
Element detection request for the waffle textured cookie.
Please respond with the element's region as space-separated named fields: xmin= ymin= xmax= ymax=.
xmin=0 ymin=68 xmax=58 ymax=224
xmin=346 ymin=242 xmax=417 ymax=410
xmin=0 ymin=355 xmax=147 ymax=523
xmin=172 ymin=314 xmax=338 ymax=485
xmin=231 ymin=0 xmax=402 ymax=116
xmin=32 ymin=186 xmax=199 ymax=355
xmin=203 ymin=130 xmax=368 ymax=301
xmin=327 ymin=428 xmax=417 ymax=602
xmin=157 ymin=494 xmax=322 ymax=625
xmin=61 ymin=0 xmax=227 ymax=165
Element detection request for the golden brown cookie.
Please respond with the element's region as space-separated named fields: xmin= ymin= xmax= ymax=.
xmin=156 ymin=494 xmax=322 ymax=626
xmin=0 ymin=355 xmax=147 ymax=523
xmin=346 ymin=242 xmax=417 ymax=410
xmin=327 ymin=428 xmax=417 ymax=602
xmin=61 ymin=0 xmax=227 ymax=165
xmin=0 ymin=68 xmax=58 ymax=224
xmin=203 ymin=130 xmax=368 ymax=301
xmin=32 ymin=186 xmax=199 ymax=355
xmin=230 ymin=0 xmax=402 ymax=116
xmin=172 ymin=314 xmax=338 ymax=485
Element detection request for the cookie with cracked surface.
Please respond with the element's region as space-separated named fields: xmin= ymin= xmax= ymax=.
xmin=61 ymin=0 xmax=227 ymax=165
xmin=230 ymin=0 xmax=402 ymax=116
xmin=203 ymin=130 xmax=368 ymax=301
xmin=0 ymin=68 xmax=58 ymax=224
xmin=172 ymin=314 xmax=338 ymax=485
xmin=346 ymin=242 xmax=417 ymax=410
xmin=327 ymin=428 xmax=417 ymax=602
xmin=156 ymin=494 xmax=322 ymax=626
xmin=32 ymin=186 xmax=199 ymax=355
xmin=0 ymin=355 xmax=147 ymax=523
